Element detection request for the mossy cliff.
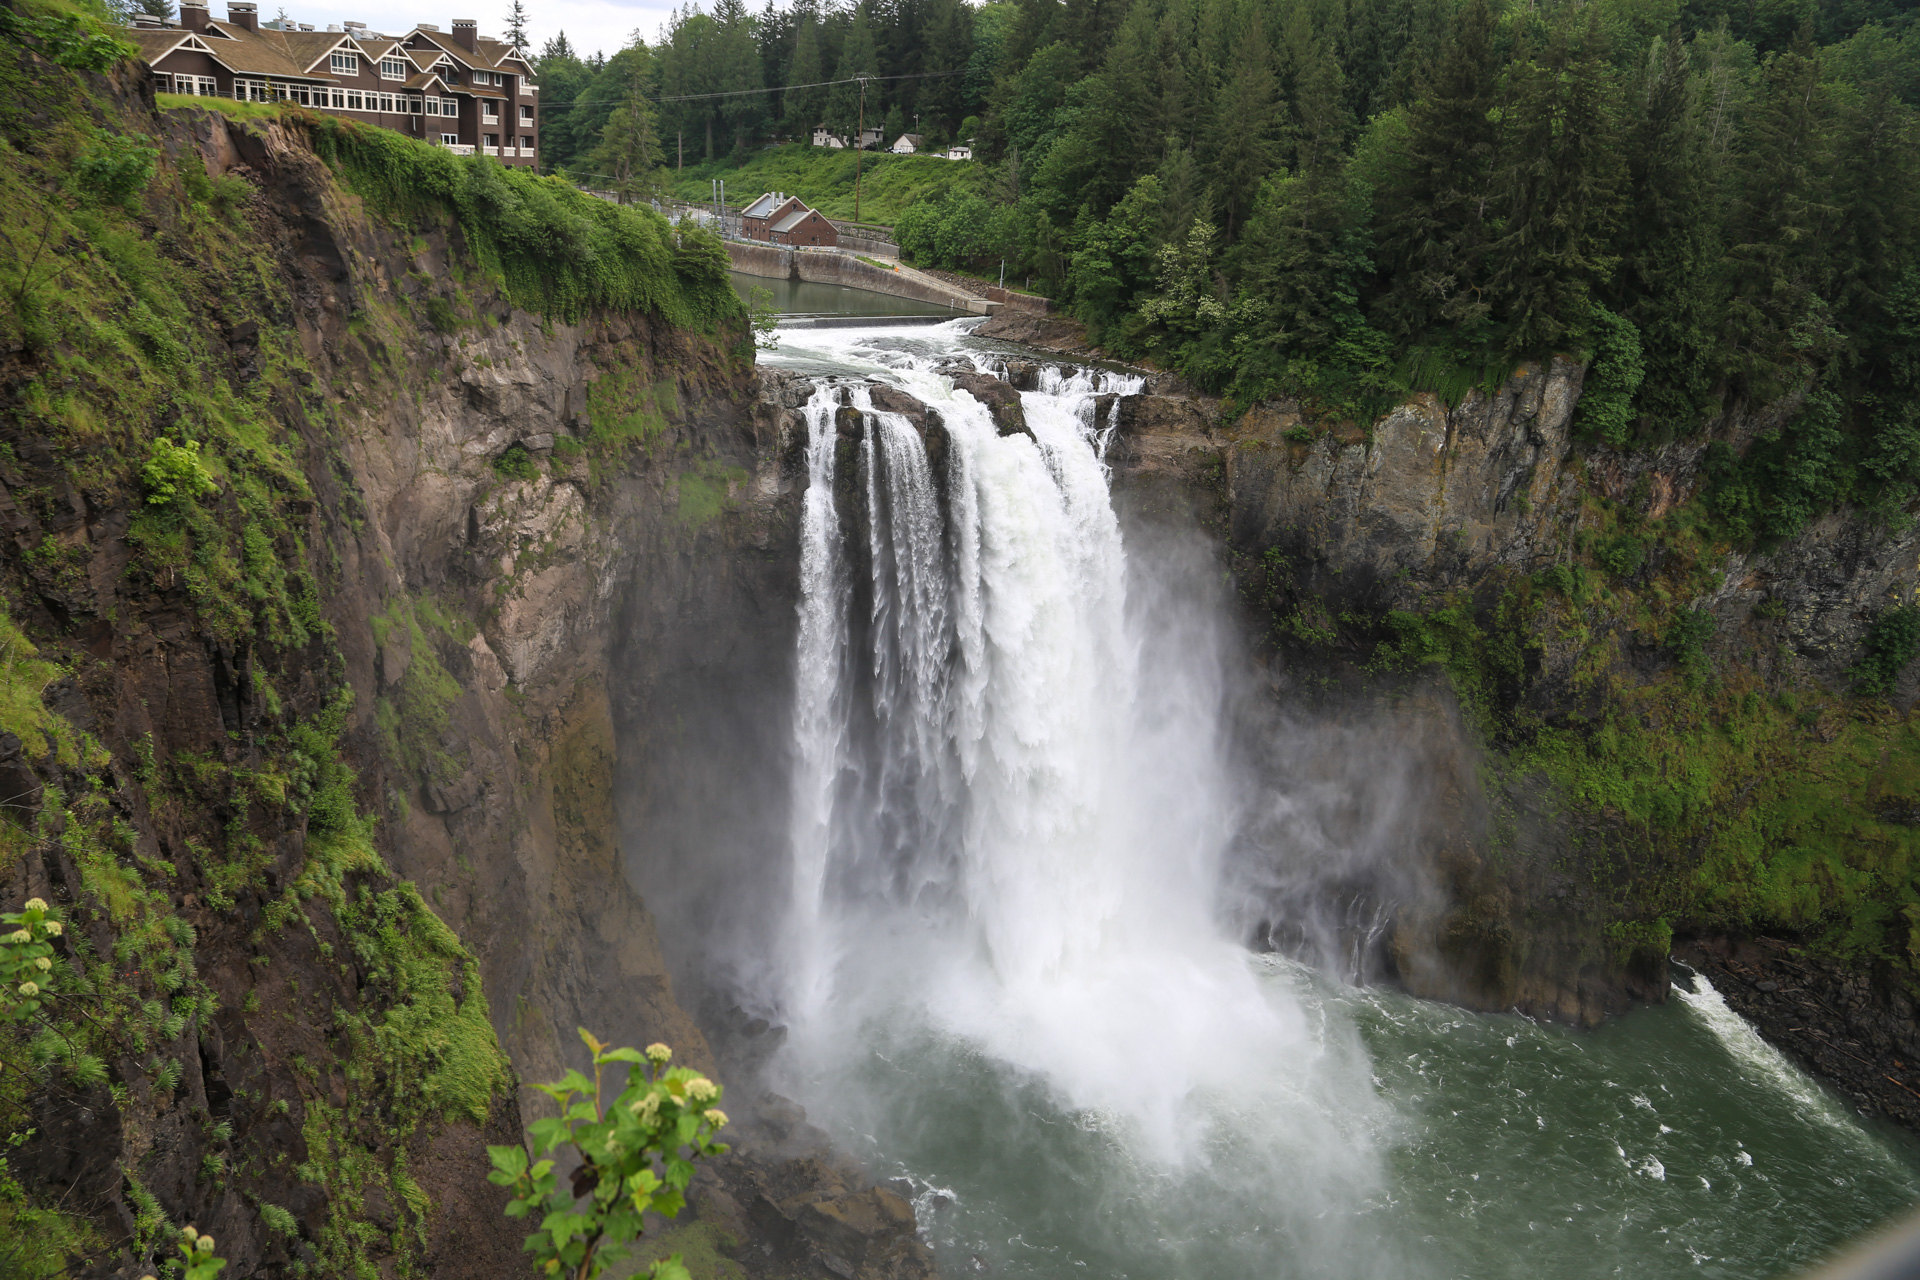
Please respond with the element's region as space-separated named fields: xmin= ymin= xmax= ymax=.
xmin=0 ymin=7 xmax=822 ymax=1274
xmin=1109 ymin=358 xmax=1920 ymax=1062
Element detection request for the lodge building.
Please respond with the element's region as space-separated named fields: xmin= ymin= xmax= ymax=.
xmin=129 ymin=4 xmax=537 ymax=167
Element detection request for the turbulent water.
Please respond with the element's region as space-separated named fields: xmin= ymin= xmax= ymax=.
xmin=754 ymin=320 xmax=1920 ymax=1280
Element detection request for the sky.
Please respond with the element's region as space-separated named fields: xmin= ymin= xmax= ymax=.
xmin=257 ymin=0 xmax=675 ymax=58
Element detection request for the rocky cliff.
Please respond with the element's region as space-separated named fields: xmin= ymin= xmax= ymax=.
xmin=1099 ymin=350 xmax=1920 ymax=1058
xmin=0 ymin=45 xmax=930 ymax=1280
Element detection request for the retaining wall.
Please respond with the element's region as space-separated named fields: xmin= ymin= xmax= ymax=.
xmin=725 ymin=242 xmax=991 ymax=314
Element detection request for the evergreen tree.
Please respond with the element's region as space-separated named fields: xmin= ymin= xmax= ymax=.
xmin=503 ymin=0 xmax=530 ymax=50
xmin=1204 ymin=8 xmax=1279 ymax=238
xmin=589 ymin=86 xmax=666 ymax=204
xmin=1612 ymin=32 xmax=1724 ymax=427
xmin=785 ymin=12 xmax=828 ymax=132
xmin=1370 ymin=0 xmax=1500 ymax=342
xmin=826 ymin=5 xmax=881 ymax=137
xmin=1484 ymin=12 xmax=1626 ymax=354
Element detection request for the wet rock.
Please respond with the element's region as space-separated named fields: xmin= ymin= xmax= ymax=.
xmin=947 ymin=371 xmax=1029 ymax=439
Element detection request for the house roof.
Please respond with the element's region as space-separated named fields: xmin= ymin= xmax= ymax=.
xmin=742 ymin=192 xmax=785 ymax=219
xmin=404 ymin=28 xmax=527 ymax=75
xmin=896 ymin=133 xmax=922 ymax=144
xmin=772 ymin=208 xmax=822 ymax=234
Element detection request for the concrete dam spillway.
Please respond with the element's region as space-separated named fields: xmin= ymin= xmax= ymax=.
xmin=642 ymin=318 xmax=1920 ymax=1280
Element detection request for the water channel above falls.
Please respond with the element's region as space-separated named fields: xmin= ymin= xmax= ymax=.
xmin=728 ymin=270 xmax=965 ymax=319
xmin=743 ymin=320 xmax=1920 ymax=1280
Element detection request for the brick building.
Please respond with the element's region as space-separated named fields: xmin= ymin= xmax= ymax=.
xmin=129 ymin=5 xmax=538 ymax=167
xmin=740 ymin=192 xmax=838 ymax=249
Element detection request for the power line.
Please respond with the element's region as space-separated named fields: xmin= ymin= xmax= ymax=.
xmin=533 ymin=69 xmax=962 ymax=112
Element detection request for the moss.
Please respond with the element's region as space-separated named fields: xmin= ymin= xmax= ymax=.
xmin=371 ymin=596 xmax=469 ymax=789
xmin=585 ymin=367 xmax=677 ymax=448
xmin=674 ymin=460 xmax=748 ymax=529
xmin=634 ymin=1220 xmax=748 ymax=1280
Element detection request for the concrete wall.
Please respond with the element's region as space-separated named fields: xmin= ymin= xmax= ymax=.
xmin=724 ymin=241 xmax=993 ymax=314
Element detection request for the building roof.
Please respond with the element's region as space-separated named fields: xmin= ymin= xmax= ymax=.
xmin=772 ymin=208 xmax=823 ymax=234
xmin=133 ymin=16 xmax=531 ymax=84
xmin=742 ymin=192 xmax=786 ymax=219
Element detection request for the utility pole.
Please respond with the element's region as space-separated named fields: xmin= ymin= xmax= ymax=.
xmin=854 ymin=76 xmax=867 ymax=224
xmin=677 ymin=130 xmax=682 ymax=172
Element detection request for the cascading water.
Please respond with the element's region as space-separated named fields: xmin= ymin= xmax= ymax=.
xmin=750 ymin=321 xmax=1920 ymax=1280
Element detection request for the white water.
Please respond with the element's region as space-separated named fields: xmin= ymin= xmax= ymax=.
xmin=767 ymin=323 xmax=1390 ymax=1266
xmin=754 ymin=322 xmax=1920 ymax=1280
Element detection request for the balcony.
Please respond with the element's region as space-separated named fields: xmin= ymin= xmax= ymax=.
xmin=518 ymin=145 xmax=535 ymax=157
xmin=481 ymin=145 xmax=499 ymax=156
xmin=444 ymin=143 xmax=474 ymax=156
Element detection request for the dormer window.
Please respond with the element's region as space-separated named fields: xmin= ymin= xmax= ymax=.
xmin=379 ymin=57 xmax=408 ymax=79
xmin=472 ymin=70 xmax=494 ymax=85
xmin=329 ymin=50 xmax=358 ymax=74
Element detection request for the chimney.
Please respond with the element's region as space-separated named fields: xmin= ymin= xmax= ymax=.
xmin=180 ymin=0 xmax=209 ymax=32
xmin=417 ymin=22 xmax=438 ymax=29
xmin=450 ymin=18 xmax=477 ymax=50
xmin=228 ymin=2 xmax=257 ymax=31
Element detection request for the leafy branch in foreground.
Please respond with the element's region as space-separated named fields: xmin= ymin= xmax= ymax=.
xmin=489 ymin=1032 xmax=729 ymax=1280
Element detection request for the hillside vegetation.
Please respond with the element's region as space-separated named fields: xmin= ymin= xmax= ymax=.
xmin=663 ymin=143 xmax=986 ymax=226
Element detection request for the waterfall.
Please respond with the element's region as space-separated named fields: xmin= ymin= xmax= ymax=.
xmin=775 ymin=334 xmax=1384 ymax=1201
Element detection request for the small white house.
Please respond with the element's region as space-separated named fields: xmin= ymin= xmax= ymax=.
xmin=858 ymin=126 xmax=884 ymax=149
xmin=891 ymin=133 xmax=923 ymax=155
xmin=811 ymin=125 xmax=846 ymax=148
xmin=944 ymin=143 xmax=972 ymax=161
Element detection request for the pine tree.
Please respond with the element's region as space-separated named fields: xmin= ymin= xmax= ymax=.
xmin=503 ymin=0 xmax=530 ymax=50
xmin=589 ymin=87 xmax=666 ymax=204
xmin=826 ymin=6 xmax=880 ymax=138
xmin=1204 ymin=8 xmax=1279 ymax=238
xmin=1369 ymin=0 xmax=1500 ymax=342
xmin=1612 ymin=32 xmax=1723 ymax=426
xmin=784 ymin=13 xmax=827 ymax=133
xmin=1484 ymin=12 xmax=1626 ymax=355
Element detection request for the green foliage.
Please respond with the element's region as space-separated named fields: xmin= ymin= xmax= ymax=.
xmin=671 ymin=144 xmax=989 ymax=225
xmin=1575 ymin=307 xmax=1647 ymax=446
xmin=308 ymin=119 xmax=741 ymax=331
xmin=72 ymin=132 xmax=159 ymax=210
xmin=494 ymin=445 xmax=541 ymax=482
xmin=0 ymin=900 xmax=63 ymax=1023
xmin=171 ymin=1224 xmax=228 ymax=1280
xmin=1596 ymin=532 xmax=1647 ymax=578
xmin=489 ymin=1033 xmax=728 ymax=1280
xmin=139 ymin=437 xmax=217 ymax=507
xmin=745 ymin=285 xmax=779 ymax=351
xmin=0 ymin=5 xmax=133 ymax=71
xmin=1851 ymin=604 xmax=1920 ymax=698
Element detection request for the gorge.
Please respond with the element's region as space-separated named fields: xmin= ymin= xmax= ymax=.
xmin=8 ymin=33 xmax=1920 ymax=1280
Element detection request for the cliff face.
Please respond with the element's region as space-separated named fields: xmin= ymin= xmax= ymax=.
xmin=0 ymin=47 xmax=936 ymax=1279
xmin=1103 ymin=359 xmax=1920 ymax=1033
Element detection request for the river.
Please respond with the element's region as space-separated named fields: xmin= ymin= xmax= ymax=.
xmin=744 ymin=319 xmax=1920 ymax=1280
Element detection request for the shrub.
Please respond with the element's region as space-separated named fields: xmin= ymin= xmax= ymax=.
xmin=492 ymin=446 xmax=540 ymax=482
xmin=140 ymin=438 xmax=217 ymax=507
xmin=489 ymin=1033 xmax=728 ymax=1280
xmin=1596 ymin=532 xmax=1646 ymax=578
xmin=73 ymin=134 xmax=159 ymax=210
xmin=1 ymin=898 xmax=63 ymax=1023
xmin=1851 ymin=604 xmax=1920 ymax=699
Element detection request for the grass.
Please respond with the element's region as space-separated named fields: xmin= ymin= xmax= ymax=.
xmin=667 ymin=143 xmax=989 ymax=226
xmin=154 ymin=91 xmax=290 ymax=121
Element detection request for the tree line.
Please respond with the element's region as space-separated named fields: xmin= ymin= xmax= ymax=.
xmin=531 ymin=0 xmax=993 ymax=184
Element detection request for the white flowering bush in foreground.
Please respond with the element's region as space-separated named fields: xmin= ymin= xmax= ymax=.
xmin=1 ymin=897 xmax=63 ymax=1023
xmin=489 ymin=1030 xmax=729 ymax=1280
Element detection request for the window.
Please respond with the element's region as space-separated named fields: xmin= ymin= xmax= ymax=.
xmin=520 ymin=135 xmax=533 ymax=151
xmin=441 ymin=96 xmax=458 ymax=115
xmin=483 ymin=132 xmax=497 ymax=148
xmin=345 ymin=90 xmax=363 ymax=110
xmin=423 ymin=97 xmax=438 ymax=115
xmin=379 ymin=57 xmax=407 ymax=79
xmin=153 ymin=72 xmax=173 ymax=92
xmin=440 ymin=133 xmax=458 ymax=145
xmin=518 ymin=104 xmax=532 ymax=122
xmin=328 ymin=50 xmax=358 ymax=75
xmin=328 ymin=86 xmax=345 ymax=108
xmin=481 ymin=102 xmax=497 ymax=121
xmin=378 ymin=92 xmax=394 ymax=112
xmin=407 ymin=96 xmax=423 ymax=113
xmin=472 ymin=70 xmax=494 ymax=85
xmin=233 ymin=78 xmax=269 ymax=101
xmin=194 ymin=76 xmax=219 ymax=96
